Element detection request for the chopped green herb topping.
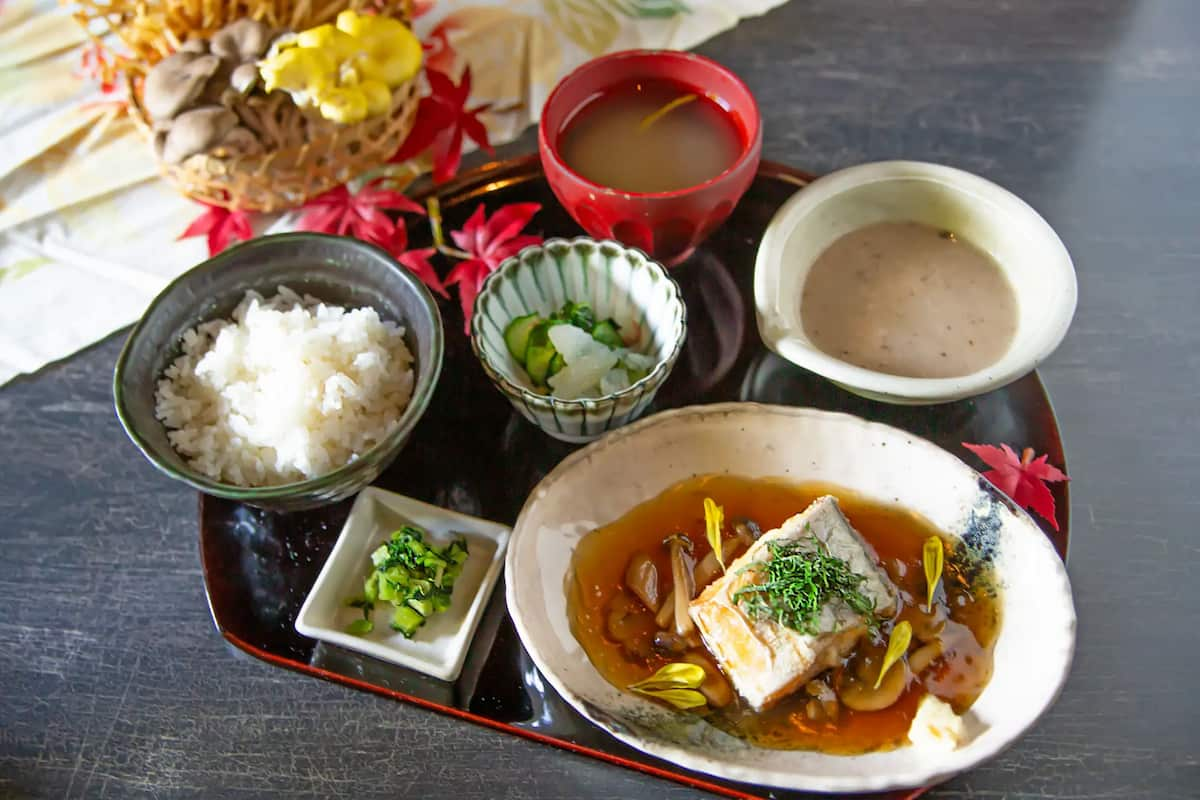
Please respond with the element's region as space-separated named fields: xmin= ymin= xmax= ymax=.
xmin=549 ymin=300 xmax=597 ymax=331
xmin=345 ymin=525 xmax=468 ymax=639
xmin=732 ymin=534 xmax=877 ymax=635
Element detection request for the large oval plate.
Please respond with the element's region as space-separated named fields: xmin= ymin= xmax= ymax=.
xmin=506 ymin=403 xmax=1076 ymax=794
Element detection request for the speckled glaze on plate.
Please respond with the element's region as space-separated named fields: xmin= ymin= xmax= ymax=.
xmin=506 ymin=403 xmax=1076 ymax=793
xmin=197 ymin=156 xmax=1069 ymax=800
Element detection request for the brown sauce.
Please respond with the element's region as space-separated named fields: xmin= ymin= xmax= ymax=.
xmin=568 ymin=474 xmax=1000 ymax=754
xmin=800 ymin=221 xmax=1018 ymax=379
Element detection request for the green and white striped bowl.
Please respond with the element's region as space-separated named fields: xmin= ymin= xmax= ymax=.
xmin=471 ymin=238 xmax=686 ymax=443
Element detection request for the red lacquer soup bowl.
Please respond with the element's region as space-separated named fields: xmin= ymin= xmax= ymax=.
xmin=539 ymin=50 xmax=763 ymax=267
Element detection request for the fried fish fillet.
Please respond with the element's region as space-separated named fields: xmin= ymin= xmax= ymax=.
xmin=688 ymin=496 xmax=898 ymax=710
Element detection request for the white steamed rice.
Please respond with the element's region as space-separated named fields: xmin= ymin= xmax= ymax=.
xmin=155 ymin=286 xmax=415 ymax=487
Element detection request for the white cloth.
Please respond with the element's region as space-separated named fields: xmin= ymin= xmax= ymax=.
xmin=0 ymin=0 xmax=788 ymax=385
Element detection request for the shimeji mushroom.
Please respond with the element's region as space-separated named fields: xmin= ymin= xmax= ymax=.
xmin=839 ymin=661 xmax=909 ymax=712
xmin=230 ymin=63 xmax=260 ymax=95
xmin=210 ymin=19 xmax=271 ymax=64
xmin=655 ymin=522 xmax=756 ymax=629
xmin=143 ymin=52 xmax=222 ymax=121
xmin=161 ymin=106 xmax=237 ymax=163
xmin=651 ymin=630 xmax=690 ymax=656
xmin=663 ymin=533 xmax=696 ymax=637
xmin=212 ymin=126 xmax=263 ymax=157
xmin=624 ymin=552 xmax=660 ymax=613
xmin=680 ymin=651 xmax=734 ymax=708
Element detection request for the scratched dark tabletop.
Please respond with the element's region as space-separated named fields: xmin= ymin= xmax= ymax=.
xmin=3 ymin=1 xmax=1198 ymax=798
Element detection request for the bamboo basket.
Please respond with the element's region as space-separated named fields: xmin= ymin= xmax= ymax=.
xmin=71 ymin=0 xmax=420 ymax=211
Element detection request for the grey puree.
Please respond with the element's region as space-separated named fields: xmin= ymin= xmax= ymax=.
xmin=800 ymin=221 xmax=1018 ymax=379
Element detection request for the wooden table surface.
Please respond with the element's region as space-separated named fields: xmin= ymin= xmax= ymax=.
xmin=3 ymin=1 xmax=1198 ymax=798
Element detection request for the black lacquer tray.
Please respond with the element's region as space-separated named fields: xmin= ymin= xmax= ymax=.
xmin=198 ymin=157 xmax=1069 ymax=800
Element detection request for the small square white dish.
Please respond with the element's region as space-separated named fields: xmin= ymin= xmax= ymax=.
xmin=295 ymin=486 xmax=510 ymax=682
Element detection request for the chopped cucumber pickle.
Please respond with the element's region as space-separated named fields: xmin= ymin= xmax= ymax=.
xmin=504 ymin=313 xmax=540 ymax=361
xmin=500 ymin=300 xmax=657 ymax=398
xmin=591 ymin=320 xmax=623 ymax=349
xmin=345 ymin=618 xmax=374 ymax=636
xmin=344 ymin=525 xmax=469 ymax=639
xmin=407 ymin=596 xmax=435 ymax=618
xmin=391 ymin=605 xmax=424 ymax=637
xmin=524 ymin=323 xmax=558 ymax=385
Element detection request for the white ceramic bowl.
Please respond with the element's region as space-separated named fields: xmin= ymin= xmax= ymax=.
xmin=506 ymin=403 xmax=1076 ymax=793
xmin=471 ymin=237 xmax=686 ymax=442
xmin=754 ymin=161 xmax=1077 ymax=404
xmin=295 ymin=487 xmax=510 ymax=682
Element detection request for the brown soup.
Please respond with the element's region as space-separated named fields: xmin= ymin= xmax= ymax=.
xmin=800 ymin=221 xmax=1018 ymax=379
xmin=568 ymin=474 xmax=1000 ymax=754
xmin=558 ymin=78 xmax=744 ymax=194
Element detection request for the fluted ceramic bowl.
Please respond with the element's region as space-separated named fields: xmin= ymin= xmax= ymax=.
xmin=114 ymin=233 xmax=444 ymax=513
xmin=470 ymin=238 xmax=686 ymax=442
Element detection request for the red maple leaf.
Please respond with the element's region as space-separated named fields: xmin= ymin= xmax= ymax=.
xmin=297 ymin=179 xmax=425 ymax=248
xmin=179 ymin=204 xmax=253 ymax=256
xmin=444 ymin=202 xmax=542 ymax=333
xmin=390 ymin=67 xmax=492 ymax=184
xmin=422 ymin=21 xmax=460 ymax=75
xmin=962 ymin=443 xmax=1069 ymax=530
xmin=385 ymin=223 xmax=447 ymax=299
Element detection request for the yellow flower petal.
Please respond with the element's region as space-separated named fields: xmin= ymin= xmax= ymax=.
xmin=630 ymin=687 xmax=707 ymax=710
xmin=875 ymin=620 xmax=913 ymax=689
xmin=923 ymin=536 xmax=944 ymax=609
xmin=628 ymin=662 xmax=705 ymax=691
xmin=704 ymin=497 xmax=726 ymax=573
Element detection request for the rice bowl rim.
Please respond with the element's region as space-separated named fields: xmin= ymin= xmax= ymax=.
xmin=113 ymin=232 xmax=444 ymax=501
